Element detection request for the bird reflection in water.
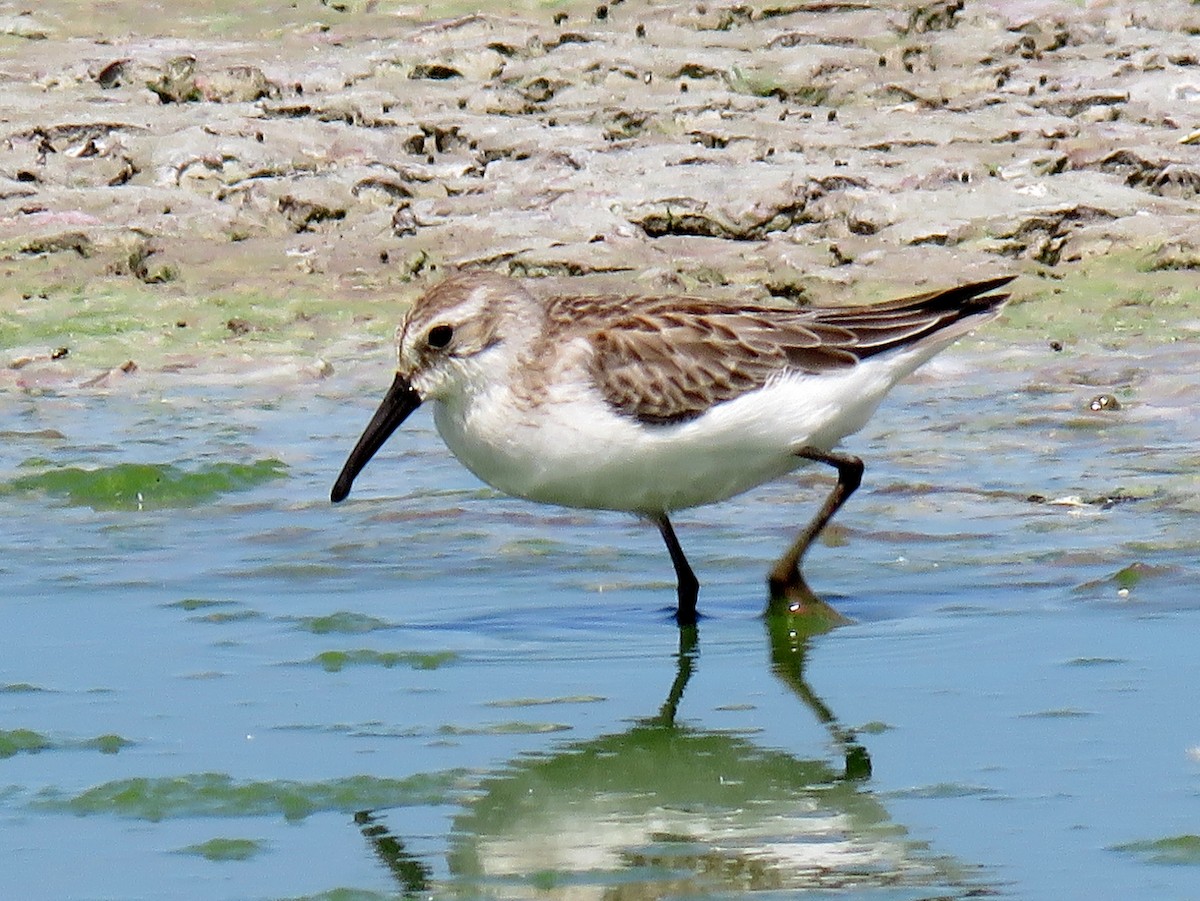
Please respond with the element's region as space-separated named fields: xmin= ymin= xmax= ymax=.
xmin=356 ymin=615 xmax=983 ymax=898
xmin=354 ymin=809 xmax=431 ymax=897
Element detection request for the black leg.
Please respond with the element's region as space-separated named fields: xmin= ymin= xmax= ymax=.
xmin=767 ymin=447 xmax=863 ymax=614
xmin=652 ymin=512 xmax=700 ymax=626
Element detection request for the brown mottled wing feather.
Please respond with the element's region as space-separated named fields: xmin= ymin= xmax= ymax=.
xmin=805 ymin=274 xmax=1015 ymax=354
xmin=585 ymin=304 xmax=857 ymax=424
xmin=564 ymin=276 xmax=1013 ymax=425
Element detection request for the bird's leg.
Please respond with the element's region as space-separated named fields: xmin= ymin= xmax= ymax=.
xmin=652 ymin=513 xmax=700 ymax=626
xmin=767 ymin=447 xmax=863 ymax=617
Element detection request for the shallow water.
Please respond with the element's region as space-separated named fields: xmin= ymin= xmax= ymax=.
xmin=2 ymin=341 xmax=1198 ymax=901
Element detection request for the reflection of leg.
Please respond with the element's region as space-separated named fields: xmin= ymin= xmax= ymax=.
xmin=356 ymin=810 xmax=433 ymax=894
xmin=842 ymin=740 xmax=872 ymax=781
xmin=768 ymin=447 xmax=863 ymax=615
xmin=655 ymin=624 xmax=698 ymax=727
xmin=765 ymin=614 xmax=871 ymax=781
xmin=652 ymin=512 xmax=700 ymax=625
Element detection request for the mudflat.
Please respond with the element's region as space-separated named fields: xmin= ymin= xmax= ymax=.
xmin=2 ymin=0 xmax=1198 ymax=384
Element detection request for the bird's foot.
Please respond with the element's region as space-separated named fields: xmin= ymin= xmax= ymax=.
xmin=674 ymin=581 xmax=700 ymax=627
xmin=766 ymin=570 xmax=851 ymax=630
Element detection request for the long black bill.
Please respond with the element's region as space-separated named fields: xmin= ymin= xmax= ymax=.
xmin=330 ymin=373 xmax=423 ymax=503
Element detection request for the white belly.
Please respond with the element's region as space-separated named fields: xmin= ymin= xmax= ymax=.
xmin=432 ymin=357 xmax=908 ymax=514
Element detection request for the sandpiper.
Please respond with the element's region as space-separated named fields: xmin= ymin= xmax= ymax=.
xmin=332 ymin=271 xmax=1013 ymax=624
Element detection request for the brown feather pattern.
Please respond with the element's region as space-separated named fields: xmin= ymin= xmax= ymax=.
xmin=543 ymin=275 xmax=1013 ymax=425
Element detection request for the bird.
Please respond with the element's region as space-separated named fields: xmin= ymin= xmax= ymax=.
xmin=331 ymin=270 xmax=1013 ymax=625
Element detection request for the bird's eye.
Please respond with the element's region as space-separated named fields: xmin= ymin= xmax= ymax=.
xmin=426 ymin=324 xmax=453 ymax=349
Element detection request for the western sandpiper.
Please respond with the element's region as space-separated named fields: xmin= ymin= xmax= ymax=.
xmin=332 ymin=271 xmax=1013 ymax=625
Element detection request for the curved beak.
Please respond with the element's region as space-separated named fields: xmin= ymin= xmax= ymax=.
xmin=330 ymin=373 xmax=423 ymax=503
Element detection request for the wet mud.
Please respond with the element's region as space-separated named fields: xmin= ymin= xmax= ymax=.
xmin=2 ymin=0 xmax=1199 ymax=386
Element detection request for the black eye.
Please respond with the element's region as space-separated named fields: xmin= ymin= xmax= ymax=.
xmin=426 ymin=324 xmax=453 ymax=349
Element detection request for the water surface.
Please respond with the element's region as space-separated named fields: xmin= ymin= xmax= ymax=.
xmin=1 ymin=341 xmax=1197 ymax=900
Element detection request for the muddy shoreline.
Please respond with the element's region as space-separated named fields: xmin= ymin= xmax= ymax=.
xmin=2 ymin=0 xmax=1199 ymax=386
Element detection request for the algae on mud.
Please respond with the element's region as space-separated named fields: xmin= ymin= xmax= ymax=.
xmin=0 ymin=728 xmax=132 ymax=759
xmin=7 ymin=458 xmax=287 ymax=509
xmin=309 ymin=648 xmax=458 ymax=672
xmin=32 ymin=771 xmax=468 ymax=822
xmin=176 ymin=837 xmax=269 ymax=862
xmin=1111 ymin=835 xmax=1200 ymax=867
xmin=294 ymin=611 xmax=398 ymax=634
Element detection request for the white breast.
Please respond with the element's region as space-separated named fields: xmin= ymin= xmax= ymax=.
xmin=431 ymin=344 xmax=927 ymax=514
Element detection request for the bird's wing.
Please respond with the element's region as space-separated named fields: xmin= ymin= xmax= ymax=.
xmin=562 ymin=296 xmax=857 ymax=425
xmin=555 ymin=276 xmax=1014 ymax=426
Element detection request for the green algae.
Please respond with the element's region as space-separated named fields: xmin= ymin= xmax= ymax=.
xmin=1065 ymin=657 xmax=1127 ymax=667
xmin=295 ymin=612 xmax=396 ymax=635
xmin=1114 ymin=563 xmax=1149 ymax=590
xmin=5 ymin=246 xmax=1198 ymax=389
xmin=1111 ymin=835 xmax=1200 ymax=866
xmin=0 ymin=276 xmax=392 ymax=375
xmin=164 ymin=598 xmax=268 ymax=625
xmin=280 ymin=890 xmax=396 ymax=901
xmin=1 ymin=683 xmax=50 ymax=693
xmin=485 ymin=695 xmax=606 ymax=708
xmin=7 ymin=458 xmax=287 ymax=510
xmin=0 ymin=729 xmax=133 ymax=758
xmin=163 ymin=598 xmax=240 ymax=612
xmin=887 ymin=783 xmax=999 ymax=800
xmin=272 ymin=722 xmax=424 ymax=739
xmin=311 ymin=649 xmax=457 ymax=673
xmin=1074 ymin=561 xmax=1177 ymax=596
xmin=988 ymin=250 xmax=1200 ymax=346
xmin=189 ymin=609 xmax=263 ymax=625
xmin=0 ymin=729 xmax=53 ymax=758
xmin=437 ymin=721 xmax=572 ymax=736
xmin=177 ymin=837 xmax=268 ymax=862
xmin=81 ymin=734 xmax=134 ymax=754
xmin=33 ymin=770 xmax=467 ymax=822
xmin=1019 ymin=708 xmax=1092 ymax=719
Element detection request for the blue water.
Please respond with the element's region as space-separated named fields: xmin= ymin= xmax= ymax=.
xmin=2 ymin=342 xmax=1198 ymax=900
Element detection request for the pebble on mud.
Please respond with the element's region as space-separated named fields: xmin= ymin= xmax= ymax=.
xmin=93 ymin=58 xmax=130 ymax=89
